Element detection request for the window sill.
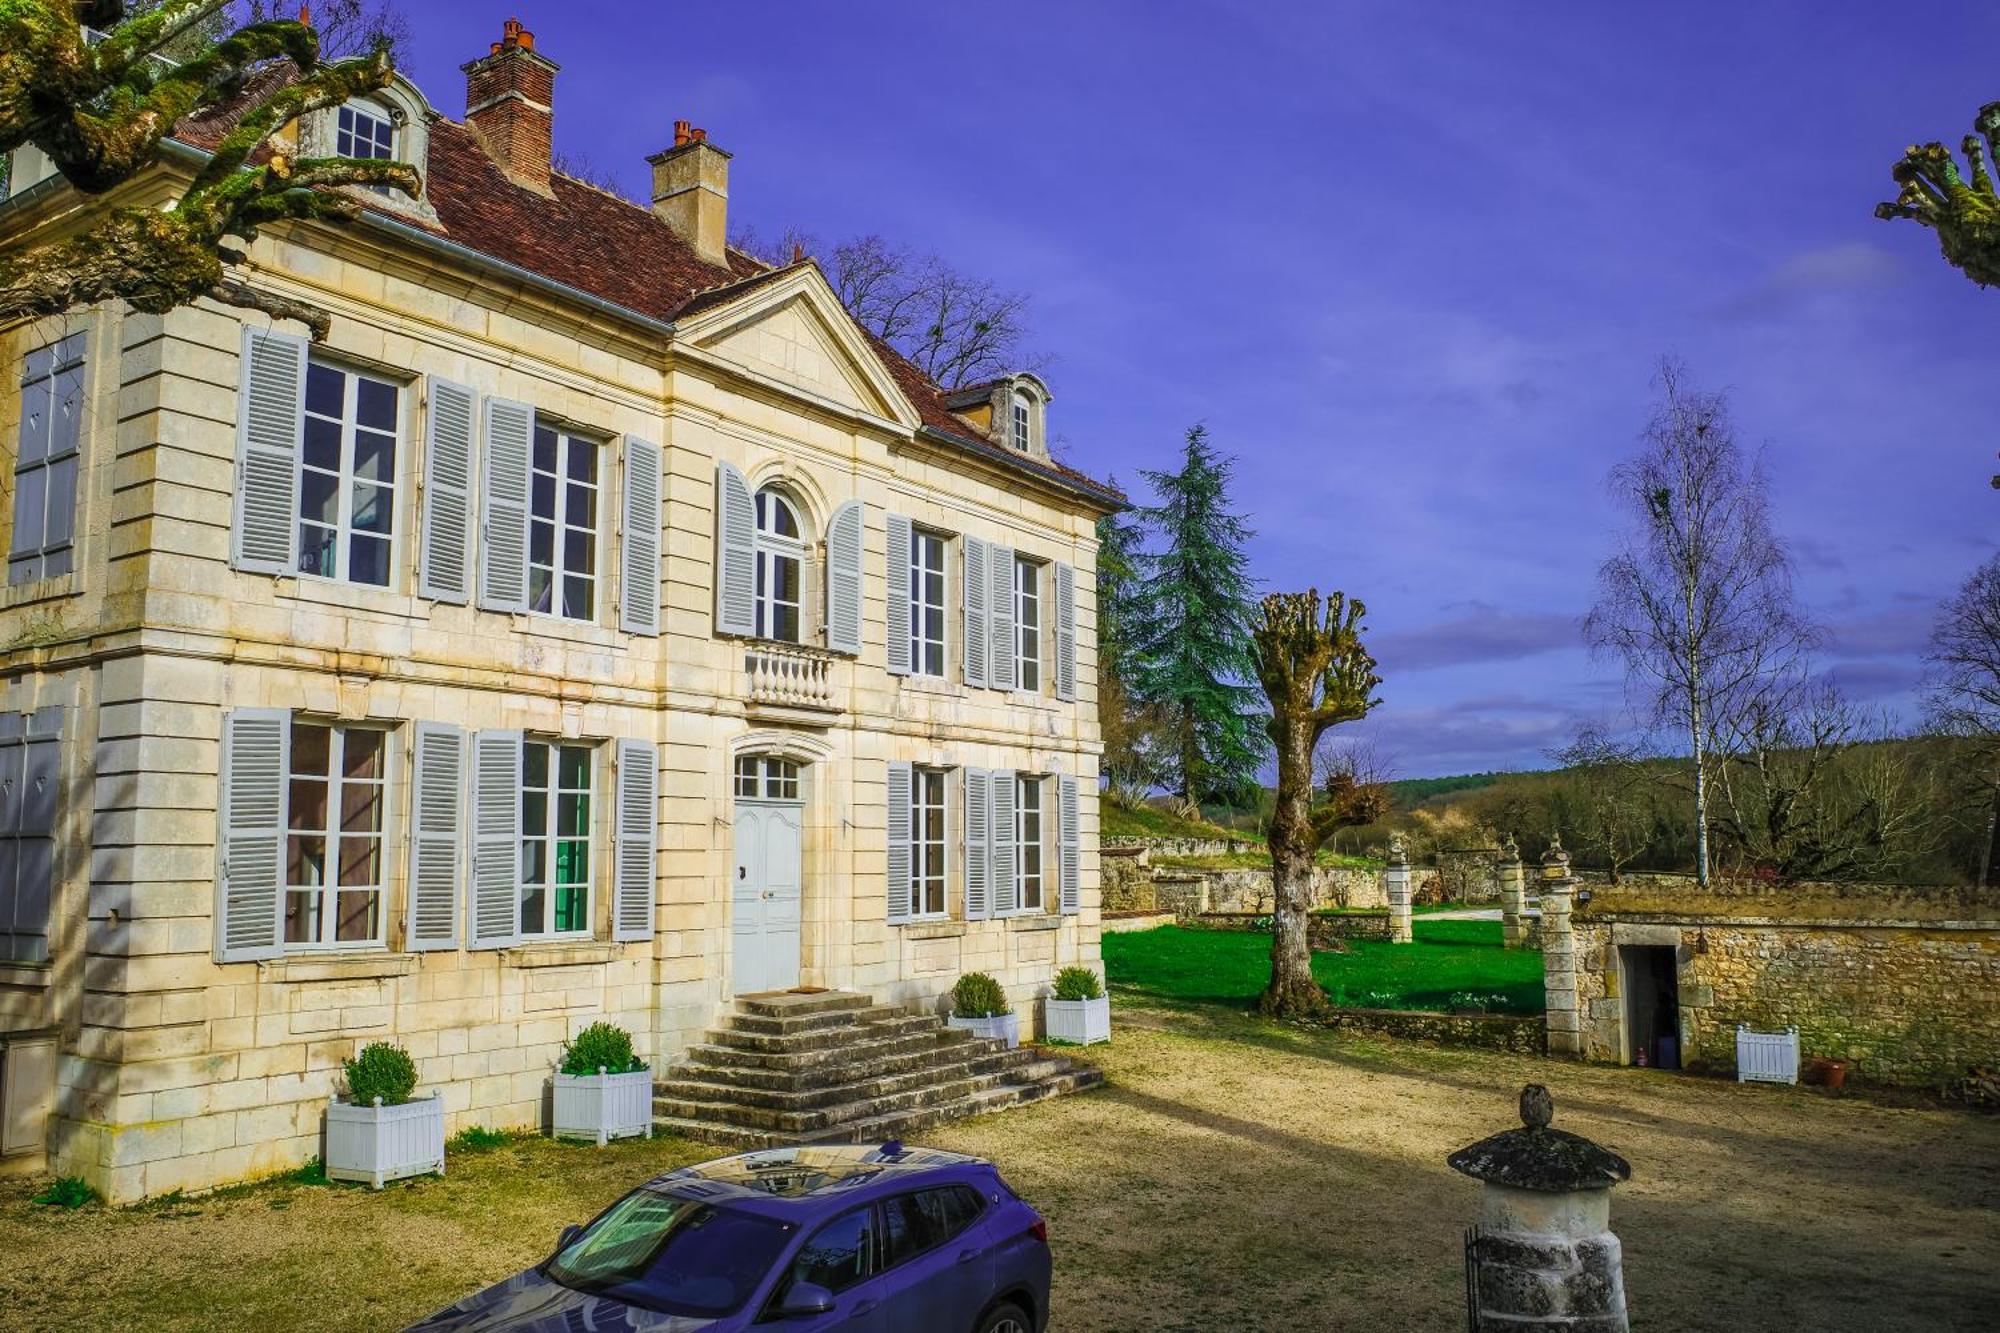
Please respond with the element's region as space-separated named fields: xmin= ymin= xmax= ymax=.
xmin=1 ymin=571 xmax=79 ymax=610
xmin=507 ymin=614 xmax=622 ymax=648
xmin=502 ymin=940 xmax=622 ymax=968
xmin=273 ymin=576 xmax=428 ymax=619
xmin=899 ymin=674 xmax=965 ymax=698
xmin=0 ymin=961 xmax=53 ymax=988
xmin=896 ymin=919 xmax=965 ymax=940
xmin=1006 ymin=914 xmax=1061 ymax=933
xmin=261 ymin=951 xmax=414 ymax=983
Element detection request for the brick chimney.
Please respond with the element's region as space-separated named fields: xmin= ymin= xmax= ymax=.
xmin=462 ymin=18 xmax=559 ymax=193
xmin=648 ymin=121 xmax=731 ymax=267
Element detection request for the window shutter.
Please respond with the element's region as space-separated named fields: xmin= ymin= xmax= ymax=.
xmin=231 ymin=328 xmax=306 ymax=575
xmin=991 ymin=771 xmax=1019 ymax=915
xmin=478 ymin=398 xmax=533 ymax=612
xmin=613 ymin=739 xmax=658 ymax=941
xmin=886 ymin=761 xmax=912 ymax=924
xmin=620 ymin=436 xmax=663 ymax=636
xmin=406 ymin=722 xmax=464 ymax=951
xmin=468 ymin=729 xmax=522 ymax=949
xmin=714 ymin=460 xmax=756 ymax=636
xmin=419 ymin=378 xmax=476 ymax=602
xmin=825 ymin=499 xmax=864 ymax=655
xmin=1059 ymin=774 xmax=1081 ymax=915
xmin=885 ymin=515 xmax=912 ymax=677
xmin=215 ymin=708 xmax=289 ymax=962
xmin=963 ymin=768 xmax=990 ymax=921
xmin=989 ymin=546 xmax=1017 ymax=691
xmin=1054 ymin=562 xmax=1077 ymax=702
xmin=962 ymin=537 xmax=989 ymax=688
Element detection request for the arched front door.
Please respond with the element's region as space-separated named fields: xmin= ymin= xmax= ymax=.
xmin=732 ymin=757 xmax=804 ymax=994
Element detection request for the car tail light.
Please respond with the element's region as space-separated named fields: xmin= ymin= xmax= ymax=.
xmin=1028 ymin=1217 xmax=1049 ymax=1245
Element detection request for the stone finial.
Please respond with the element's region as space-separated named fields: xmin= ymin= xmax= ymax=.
xmin=1541 ymin=834 xmax=1571 ymax=880
xmin=1448 ymin=1085 xmax=1631 ymax=1193
xmin=1387 ymin=833 xmax=1408 ymax=865
xmin=1501 ymin=833 xmax=1520 ymax=864
xmin=1521 ymin=1082 xmax=1553 ymax=1130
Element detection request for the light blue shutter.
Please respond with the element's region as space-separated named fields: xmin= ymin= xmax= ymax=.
xmin=826 ymin=500 xmax=864 ymax=655
xmin=216 ymin=708 xmax=289 ymax=962
xmin=963 ymin=768 xmax=990 ymax=921
xmin=468 ymin=729 xmax=522 ymax=948
xmin=1054 ymin=562 xmax=1077 ymax=702
xmin=1059 ymin=774 xmax=1080 ymax=915
xmin=407 ymin=722 xmax=464 ymax=951
xmin=885 ymin=515 xmax=913 ymax=676
xmin=714 ymin=461 xmax=756 ymax=636
xmin=613 ymin=739 xmax=658 ymax=941
xmin=962 ymin=538 xmax=989 ymax=688
xmin=620 ymin=436 xmax=663 ymax=635
xmin=232 ymin=328 xmax=306 ymax=575
xmin=989 ymin=546 xmax=1017 ymax=691
xmin=886 ymin=761 xmax=912 ymax=923
xmin=991 ymin=771 xmax=1018 ymax=914
xmin=478 ymin=398 xmax=533 ymax=612
xmin=419 ymin=379 xmax=476 ymax=602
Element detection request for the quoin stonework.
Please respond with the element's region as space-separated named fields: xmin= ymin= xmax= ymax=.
xmin=0 ymin=17 xmax=1119 ymax=1200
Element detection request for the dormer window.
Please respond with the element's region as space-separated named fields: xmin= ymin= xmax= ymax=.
xmin=299 ymin=73 xmax=439 ymax=225
xmin=336 ymin=103 xmax=396 ymax=161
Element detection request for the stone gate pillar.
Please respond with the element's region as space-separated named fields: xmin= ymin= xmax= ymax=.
xmin=1497 ymin=836 xmax=1527 ymax=950
xmin=1384 ymin=835 xmax=1414 ymax=944
xmin=1540 ymin=838 xmax=1581 ymax=1057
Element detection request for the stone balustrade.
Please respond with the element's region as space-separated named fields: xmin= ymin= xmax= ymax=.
xmin=744 ymin=642 xmax=839 ymax=711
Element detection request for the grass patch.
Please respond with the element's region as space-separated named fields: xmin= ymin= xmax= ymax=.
xmin=31 ymin=1176 xmax=100 ymax=1210
xmin=447 ymin=1126 xmax=515 ymax=1154
xmin=1101 ymin=801 xmax=1240 ymax=842
xmin=1103 ymin=918 xmax=1544 ymax=1015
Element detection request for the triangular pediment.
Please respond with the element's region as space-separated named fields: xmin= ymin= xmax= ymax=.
xmin=674 ymin=267 xmax=920 ymax=430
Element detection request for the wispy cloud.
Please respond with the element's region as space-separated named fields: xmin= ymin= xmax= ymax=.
xmin=1372 ymin=610 xmax=1580 ymax=672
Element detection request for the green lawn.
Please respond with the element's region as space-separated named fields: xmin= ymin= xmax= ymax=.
xmin=1103 ymin=918 xmax=1545 ymax=1015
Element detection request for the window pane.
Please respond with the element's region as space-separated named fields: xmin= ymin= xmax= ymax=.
xmin=335 ymin=889 xmax=377 ymax=943
xmin=563 ymin=527 xmax=594 ymax=575
xmin=531 ymin=472 xmax=556 ymax=520
xmin=530 ymin=519 xmax=555 ymax=565
xmin=557 ymin=792 xmax=589 ymax=838
xmin=337 ymin=837 xmax=380 ymax=888
xmin=287 ymin=775 xmax=328 ymax=830
xmin=305 ymin=362 xmax=344 ymax=418
xmin=350 ymin=482 xmax=391 ymax=535
xmin=559 ymin=746 xmax=591 ymax=790
xmin=521 ymin=838 xmax=547 ymax=886
xmin=355 ymin=377 xmax=397 ymax=432
xmin=556 ymin=838 xmax=589 ymax=887
xmin=520 ymin=883 xmax=546 ymax=933
xmin=553 ymin=883 xmax=587 ymax=933
xmin=566 ymin=439 xmax=597 ymax=483
xmin=522 ymin=791 xmax=548 ymax=837
xmin=284 ymin=888 xmax=316 ymax=943
xmin=564 ymin=575 xmax=593 ymax=620
xmin=299 ymin=525 xmax=338 ymax=578
xmin=302 ymin=414 xmax=342 ymax=472
xmin=300 ymin=469 xmax=340 ymax=526
xmin=353 ymin=428 xmax=395 ymax=483
xmin=348 ymin=534 xmax=390 ymax=587
xmin=792 ymin=1208 xmax=872 ymax=1294
xmin=10 ymin=466 xmax=45 ymax=555
xmin=565 ymin=483 xmax=596 ymax=528
xmin=533 ymin=428 xmax=558 ymax=475
xmin=523 ymin=743 xmax=550 ymax=788
xmin=44 ymin=455 xmax=75 ymax=547
xmin=287 ymin=833 xmax=326 ymax=886
xmin=339 ymin=783 xmax=382 ymax=837
xmin=292 ymin=724 xmax=330 ymax=773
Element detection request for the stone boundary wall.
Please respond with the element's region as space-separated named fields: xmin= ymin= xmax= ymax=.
xmin=1300 ymin=1006 xmax=1544 ymax=1054
xmin=1100 ymin=912 xmax=1176 ymax=934
xmin=1103 ymin=836 xmax=1254 ymax=859
xmin=1193 ymin=910 xmax=1393 ymax=945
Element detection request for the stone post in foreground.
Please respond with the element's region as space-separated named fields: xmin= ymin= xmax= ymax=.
xmin=1450 ymin=1085 xmax=1632 ymax=1332
xmin=1383 ymin=834 xmax=1414 ymax=943
xmin=1497 ymin=836 xmax=1527 ymax=950
xmin=1539 ymin=837 xmax=1580 ymax=1057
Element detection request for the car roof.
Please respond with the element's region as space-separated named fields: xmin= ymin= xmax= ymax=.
xmin=642 ymin=1144 xmax=991 ymax=1219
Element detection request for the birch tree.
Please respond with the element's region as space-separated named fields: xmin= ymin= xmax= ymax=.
xmin=1928 ymin=553 xmax=2000 ymax=886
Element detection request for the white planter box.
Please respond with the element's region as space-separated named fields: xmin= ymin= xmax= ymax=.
xmin=1736 ymin=1024 xmax=1800 ymax=1085
xmin=1044 ymin=996 xmax=1111 ymax=1045
xmin=949 ymin=1012 xmax=1020 ymax=1049
xmin=325 ymin=1094 xmax=445 ymax=1189
xmin=552 ymin=1069 xmax=654 ymax=1146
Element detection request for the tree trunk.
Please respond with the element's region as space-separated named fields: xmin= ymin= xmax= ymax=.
xmin=1982 ymin=766 xmax=2000 ymax=891
xmin=1258 ymin=713 xmax=1325 ymax=1019
xmin=1691 ymin=686 xmax=1711 ymax=887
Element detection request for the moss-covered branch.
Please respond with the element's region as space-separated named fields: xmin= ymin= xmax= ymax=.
xmin=1877 ymin=101 xmax=2000 ymax=288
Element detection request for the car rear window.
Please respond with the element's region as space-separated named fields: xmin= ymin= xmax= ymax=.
xmin=882 ymin=1186 xmax=988 ymax=1267
xmin=546 ymin=1189 xmax=794 ymax=1317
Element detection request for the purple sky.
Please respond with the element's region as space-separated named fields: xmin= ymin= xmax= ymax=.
xmin=398 ymin=3 xmax=1997 ymax=778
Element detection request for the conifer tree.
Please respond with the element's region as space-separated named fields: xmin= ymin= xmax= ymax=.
xmin=1094 ymin=482 xmax=1154 ymax=802
xmin=1130 ymin=426 xmax=1264 ymax=815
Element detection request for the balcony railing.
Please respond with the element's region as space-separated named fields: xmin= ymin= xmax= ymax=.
xmin=744 ymin=642 xmax=839 ymax=712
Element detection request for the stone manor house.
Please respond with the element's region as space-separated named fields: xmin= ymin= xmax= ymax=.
xmin=0 ymin=18 xmax=1118 ymax=1200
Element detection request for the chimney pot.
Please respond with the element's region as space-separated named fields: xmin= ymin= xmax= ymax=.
xmin=673 ymin=119 xmax=692 ymax=147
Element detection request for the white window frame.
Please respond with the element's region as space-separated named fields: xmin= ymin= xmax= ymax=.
xmin=1011 ymin=392 xmax=1032 ymax=453
xmin=753 ymin=487 xmax=807 ymax=643
xmin=298 ymin=356 xmax=401 ymax=588
xmin=520 ymin=737 xmax=595 ymax=939
xmin=282 ymin=720 xmax=391 ymax=952
xmin=10 ymin=332 xmax=84 ymax=586
xmin=910 ymin=528 xmax=947 ymax=678
xmin=734 ymin=755 xmax=801 ymax=801
xmin=336 ymin=101 xmax=396 ymax=162
xmin=907 ymin=766 xmax=948 ymax=920
xmin=1015 ymin=556 xmax=1041 ymax=693
xmin=1015 ymin=774 xmax=1044 ymax=913
xmin=528 ymin=423 xmax=602 ymax=621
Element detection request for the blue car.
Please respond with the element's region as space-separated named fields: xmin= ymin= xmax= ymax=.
xmin=406 ymin=1143 xmax=1051 ymax=1332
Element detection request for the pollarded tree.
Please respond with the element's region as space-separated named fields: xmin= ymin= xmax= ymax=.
xmin=1248 ymin=590 xmax=1384 ymax=1019
xmin=0 ymin=1 xmax=417 ymax=339
xmin=1877 ymin=103 xmax=2000 ymax=290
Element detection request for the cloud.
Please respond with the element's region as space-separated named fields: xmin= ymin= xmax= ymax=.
xmin=1822 ymin=606 xmax=1934 ymax=658
xmin=1371 ymin=609 xmax=1581 ymax=672
xmin=1819 ymin=660 xmax=1924 ymax=702
xmin=1707 ymin=242 xmax=1903 ymax=322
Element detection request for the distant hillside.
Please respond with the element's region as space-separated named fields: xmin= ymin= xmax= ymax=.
xmin=1389 ymin=772 xmax=1507 ymax=807
xmin=1101 ymin=800 xmax=1243 ymax=842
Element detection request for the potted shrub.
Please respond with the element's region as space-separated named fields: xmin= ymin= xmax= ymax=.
xmin=325 ymin=1042 xmax=444 ymax=1189
xmin=1044 ymin=966 xmax=1111 ymax=1045
xmin=946 ymin=972 xmax=1019 ymax=1048
xmin=551 ymin=1022 xmax=653 ymax=1146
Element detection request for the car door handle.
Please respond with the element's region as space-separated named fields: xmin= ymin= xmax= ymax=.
xmin=956 ymin=1247 xmax=980 ymax=1265
xmin=849 ymin=1298 xmax=879 ymax=1318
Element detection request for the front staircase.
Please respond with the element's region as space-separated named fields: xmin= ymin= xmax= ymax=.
xmin=653 ymin=991 xmax=1103 ymax=1148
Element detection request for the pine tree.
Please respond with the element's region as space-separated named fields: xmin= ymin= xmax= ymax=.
xmin=1131 ymin=426 xmax=1265 ymax=814
xmin=1094 ymin=482 xmax=1154 ymax=801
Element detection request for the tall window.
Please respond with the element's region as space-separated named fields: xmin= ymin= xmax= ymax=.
xmin=336 ymin=103 xmax=394 ymax=161
xmin=284 ymin=723 xmax=387 ymax=948
xmin=1011 ymin=392 xmax=1032 ymax=452
xmin=300 ymin=359 xmax=398 ymax=586
xmin=522 ymin=740 xmax=593 ymax=936
xmin=1016 ymin=775 xmax=1043 ymax=912
xmin=735 ymin=755 xmax=800 ymax=800
xmin=530 ymin=424 xmax=599 ymax=619
xmin=11 ymin=332 xmax=84 ymax=585
xmin=754 ymin=487 xmax=803 ymax=642
xmin=1015 ymin=557 xmax=1041 ymax=692
xmin=905 ymin=767 xmax=946 ymax=918
xmin=909 ymin=530 xmax=946 ymax=677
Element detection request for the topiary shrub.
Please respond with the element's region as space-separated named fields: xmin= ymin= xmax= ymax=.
xmin=343 ymin=1042 xmax=418 ymax=1107
xmin=1052 ymin=966 xmax=1104 ymax=1002
xmin=952 ymin=972 xmax=1011 ymax=1018
xmin=559 ymin=1021 xmax=645 ymax=1077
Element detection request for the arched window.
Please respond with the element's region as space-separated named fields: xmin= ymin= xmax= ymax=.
xmin=1012 ymin=390 xmax=1033 ymax=452
xmin=754 ymin=486 xmax=804 ymax=642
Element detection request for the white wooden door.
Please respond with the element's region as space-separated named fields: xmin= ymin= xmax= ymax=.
xmin=732 ymin=801 xmax=803 ymax=994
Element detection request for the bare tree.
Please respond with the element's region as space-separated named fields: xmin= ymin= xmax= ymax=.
xmin=1549 ymin=722 xmax=1652 ymax=884
xmin=551 ymin=150 xmax=626 ymax=198
xmin=239 ymin=0 xmax=408 ymax=59
xmin=1584 ymin=358 xmax=1818 ymax=885
xmin=1928 ymin=553 xmax=2000 ymax=885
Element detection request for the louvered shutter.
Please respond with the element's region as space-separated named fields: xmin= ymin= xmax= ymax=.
xmin=963 ymin=768 xmax=990 ymax=921
xmin=620 ymin=436 xmax=663 ymax=635
xmin=962 ymin=538 xmax=989 ymax=688
xmin=613 ymin=739 xmax=658 ymax=941
xmin=991 ymin=771 xmax=1019 ymax=915
xmin=215 ymin=708 xmax=289 ymax=962
xmin=419 ymin=379 xmax=476 ymax=602
xmin=407 ymin=722 xmax=465 ymax=950
xmin=232 ymin=328 xmax=306 ymax=575
xmin=478 ymin=398 xmax=533 ymax=612
xmin=714 ymin=461 xmax=756 ymax=636
xmin=989 ymin=546 xmax=1017 ymax=691
xmin=885 ymin=515 xmax=913 ymax=676
xmin=886 ymin=761 xmax=912 ymax=923
xmin=1059 ymin=774 xmax=1081 ymax=915
xmin=1054 ymin=562 xmax=1077 ymax=702
xmin=468 ymin=729 xmax=522 ymax=949
xmin=826 ymin=500 xmax=864 ymax=655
